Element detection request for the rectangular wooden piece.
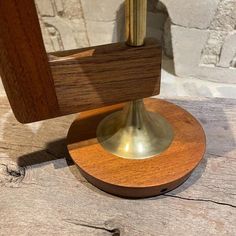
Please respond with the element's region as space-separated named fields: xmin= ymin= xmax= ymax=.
xmin=50 ymin=39 xmax=162 ymax=115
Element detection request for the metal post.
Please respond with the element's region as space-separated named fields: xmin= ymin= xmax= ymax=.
xmin=96 ymin=0 xmax=173 ymax=159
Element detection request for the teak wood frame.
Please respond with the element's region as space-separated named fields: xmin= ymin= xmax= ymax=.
xmin=0 ymin=0 xmax=161 ymax=123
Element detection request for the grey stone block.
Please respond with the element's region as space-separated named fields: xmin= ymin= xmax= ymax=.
xmin=171 ymin=25 xmax=236 ymax=84
xmin=162 ymin=0 xmax=220 ymax=29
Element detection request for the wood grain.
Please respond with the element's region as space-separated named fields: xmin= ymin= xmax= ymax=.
xmin=0 ymin=96 xmax=235 ymax=235
xmin=50 ymin=39 xmax=161 ymax=115
xmin=67 ymin=98 xmax=206 ymax=198
xmin=0 ymin=3 xmax=161 ymax=123
xmin=0 ymin=1 xmax=161 ymax=123
xmin=0 ymin=0 xmax=59 ymax=123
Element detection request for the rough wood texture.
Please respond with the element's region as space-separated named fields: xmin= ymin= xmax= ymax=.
xmin=67 ymin=99 xmax=206 ymax=198
xmin=0 ymin=96 xmax=235 ymax=235
xmin=0 ymin=0 xmax=59 ymax=123
xmin=50 ymin=39 xmax=161 ymax=115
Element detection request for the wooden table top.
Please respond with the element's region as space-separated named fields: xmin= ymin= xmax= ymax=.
xmin=0 ymin=96 xmax=235 ymax=236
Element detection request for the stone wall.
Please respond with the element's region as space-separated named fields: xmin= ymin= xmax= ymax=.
xmin=36 ymin=0 xmax=236 ymax=85
xmin=163 ymin=0 xmax=236 ymax=84
xmin=35 ymin=0 xmax=90 ymax=52
xmin=35 ymin=0 xmax=168 ymax=51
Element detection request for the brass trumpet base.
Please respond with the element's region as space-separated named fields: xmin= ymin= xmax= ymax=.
xmin=96 ymin=100 xmax=173 ymax=159
xmin=66 ymin=98 xmax=206 ymax=198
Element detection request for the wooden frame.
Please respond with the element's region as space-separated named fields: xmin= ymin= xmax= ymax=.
xmin=0 ymin=0 xmax=161 ymax=123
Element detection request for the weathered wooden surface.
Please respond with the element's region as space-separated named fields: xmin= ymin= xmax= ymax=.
xmin=0 ymin=96 xmax=235 ymax=235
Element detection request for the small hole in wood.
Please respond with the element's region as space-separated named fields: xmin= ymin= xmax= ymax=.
xmin=161 ymin=188 xmax=168 ymax=193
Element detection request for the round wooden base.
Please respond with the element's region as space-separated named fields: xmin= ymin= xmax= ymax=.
xmin=67 ymin=99 xmax=206 ymax=198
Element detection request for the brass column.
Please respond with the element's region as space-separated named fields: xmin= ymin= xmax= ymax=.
xmin=96 ymin=0 xmax=173 ymax=159
xmin=125 ymin=0 xmax=147 ymax=46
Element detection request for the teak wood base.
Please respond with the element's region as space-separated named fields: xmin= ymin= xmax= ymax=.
xmin=67 ymin=98 xmax=206 ymax=198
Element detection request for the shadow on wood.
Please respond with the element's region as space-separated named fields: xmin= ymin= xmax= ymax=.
xmin=0 ymin=97 xmax=234 ymax=198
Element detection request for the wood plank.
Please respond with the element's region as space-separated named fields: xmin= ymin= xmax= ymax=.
xmin=0 ymin=0 xmax=59 ymax=123
xmin=0 ymin=96 xmax=235 ymax=235
xmin=50 ymin=39 xmax=161 ymax=115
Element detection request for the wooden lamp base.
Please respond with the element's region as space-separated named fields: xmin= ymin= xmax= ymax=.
xmin=67 ymin=98 xmax=206 ymax=198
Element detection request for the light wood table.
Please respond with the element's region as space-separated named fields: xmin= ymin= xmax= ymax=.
xmin=0 ymin=96 xmax=235 ymax=236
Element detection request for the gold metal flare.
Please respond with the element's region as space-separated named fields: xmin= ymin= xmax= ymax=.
xmin=96 ymin=0 xmax=174 ymax=159
xmin=97 ymin=100 xmax=173 ymax=159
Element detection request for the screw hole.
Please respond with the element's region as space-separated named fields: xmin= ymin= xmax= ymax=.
xmin=161 ymin=188 xmax=168 ymax=193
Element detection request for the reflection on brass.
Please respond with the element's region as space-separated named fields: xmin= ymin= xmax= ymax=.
xmin=125 ymin=0 xmax=147 ymax=46
xmin=96 ymin=0 xmax=174 ymax=159
xmin=97 ymin=100 xmax=173 ymax=159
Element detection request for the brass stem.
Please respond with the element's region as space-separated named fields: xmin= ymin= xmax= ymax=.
xmin=125 ymin=0 xmax=148 ymax=133
xmin=96 ymin=0 xmax=173 ymax=159
xmin=125 ymin=0 xmax=147 ymax=46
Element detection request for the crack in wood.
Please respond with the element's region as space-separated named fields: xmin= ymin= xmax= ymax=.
xmin=164 ymin=194 xmax=236 ymax=208
xmin=63 ymin=219 xmax=120 ymax=235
